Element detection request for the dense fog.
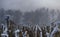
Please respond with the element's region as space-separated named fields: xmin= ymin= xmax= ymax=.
xmin=0 ymin=8 xmax=60 ymax=26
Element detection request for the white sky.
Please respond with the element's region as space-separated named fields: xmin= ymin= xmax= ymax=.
xmin=1 ymin=0 xmax=60 ymax=12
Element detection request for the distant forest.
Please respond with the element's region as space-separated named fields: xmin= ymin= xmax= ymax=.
xmin=0 ymin=8 xmax=60 ymax=26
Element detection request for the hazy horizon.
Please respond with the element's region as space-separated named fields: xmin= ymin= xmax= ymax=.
xmin=1 ymin=0 xmax=60 ymax=12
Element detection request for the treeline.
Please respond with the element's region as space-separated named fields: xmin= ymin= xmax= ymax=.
xmin=0 ymin=8 xmax=60 ymax=26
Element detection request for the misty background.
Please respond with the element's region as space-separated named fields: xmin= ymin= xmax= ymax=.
xmin=0 ymin=0 xmax=60 ymax=26
xmin=1 ymin=0 xmax=60 ymax=12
